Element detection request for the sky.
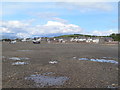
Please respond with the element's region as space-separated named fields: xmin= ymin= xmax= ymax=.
xmin=0 ymin=1 xmax=119 ymax=38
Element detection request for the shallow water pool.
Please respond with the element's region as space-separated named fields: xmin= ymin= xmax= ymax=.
xmin=25 ymin=73 xmax=69 ymax=87
xmin=12 ymin=61 xmax=28 ymax=65
xmin=79 ymin=58 xmax=118 ymax=64
xmin=9 ymin=57 xmax=29 ymax=60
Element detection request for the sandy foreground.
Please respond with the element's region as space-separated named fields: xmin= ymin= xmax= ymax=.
xmin=2 ymin=42 xmax=118 ymax=88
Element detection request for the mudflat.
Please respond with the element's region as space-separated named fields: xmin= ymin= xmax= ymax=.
xmin=2 ymin=42 xmax=118 ymax=88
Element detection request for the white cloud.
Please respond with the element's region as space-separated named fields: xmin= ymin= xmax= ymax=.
xmin=43 ymin=21 xmax=82 ymax=34
xmin=0 ymin=27 xmax=12 ymax=33
xmin=91 ymin=29 xmax=118 ymax=36
xmin=45 ymin=21 xmax=65 ymax=26
xmin=1 ymin=20 xmax=83 ymax=38
xmin=16 ymin=33 xmax=31 ymax=38
xmin=5 ymin=21 xmax=29 ymax=28
xmin=1 ymin=20 xmax=118 ymax=38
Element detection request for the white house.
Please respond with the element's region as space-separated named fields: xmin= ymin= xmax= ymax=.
xmin=9 ymin=40 xmax=16 ymax=44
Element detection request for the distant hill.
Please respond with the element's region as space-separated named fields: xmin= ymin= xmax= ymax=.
xmin=54 ymin=33 xmax=120 ymax=41
xmin=54 ymin=34 xmax=109 ymax=38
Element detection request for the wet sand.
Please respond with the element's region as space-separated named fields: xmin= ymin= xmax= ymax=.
xmin=2 ymin=42 xmax=118 ymax=88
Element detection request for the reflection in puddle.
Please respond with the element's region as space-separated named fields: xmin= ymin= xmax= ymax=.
xmin=49 ymin=61 xmax=58 ymax=64
xmin=9 ymin=57 xmax=21 ymax=60
xmin=12 ymin=62 xmax=28 ymax=65
xmin=25 ymin=73 xmax=69 ymax=87
xmin=79 ymin=58 xmax=118 ymax=64
xmin=9 ymin=57 xmax=29 ymax=60
xmin=79 ymin=58 xmax=89 ymax=60
xmin=90 ymin=59 xmax=118 ymax=64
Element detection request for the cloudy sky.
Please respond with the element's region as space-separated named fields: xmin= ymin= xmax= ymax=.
xmin=1 ymin=1 xmax=118 ymax=38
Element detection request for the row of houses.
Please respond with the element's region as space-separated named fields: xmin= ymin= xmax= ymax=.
xmin=53 ymin=37 xmax=114 ymax=44
xmin=2 ymin=36 xmax=114 ymax=44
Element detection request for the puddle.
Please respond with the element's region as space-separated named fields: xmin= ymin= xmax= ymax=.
xmin=90 ymin=59 xmax=118 ymax=64
xmin=79 ymin=58 xmax=89 ymax=60
xmin=9 ymin=57 xmax=21 ymax=60
xmin=79 ymin=58 xmax=118 ymax=64
xmin=9 ymin=57 xmax=29 ymax=60
xmin=25 ymin=73 xmax=69 ymax=87
xmin=49 ymin=61 xmax=58 ymax=64
xmin=12 ymin=62 xmax=28 ymax=65
xmin=17 ymin=50 xmax=32 ymax=52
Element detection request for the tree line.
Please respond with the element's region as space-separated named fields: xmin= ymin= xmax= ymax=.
xmin=54 ymin=33 xmax=120 ymax=41
xmin=109 ymin=33 xmax=120 ymax=41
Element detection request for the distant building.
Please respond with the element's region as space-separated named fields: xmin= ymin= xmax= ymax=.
xmin=104 ymin=37 xmax=114 ymax=42
xmin=98 ymin=37 xmax=105 ymax=44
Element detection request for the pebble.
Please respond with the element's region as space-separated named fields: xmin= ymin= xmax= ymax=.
xmin=49 ymin=61 xmax=58 ymax=64
xmin=100 ymin=80 xmax=104 ymax=83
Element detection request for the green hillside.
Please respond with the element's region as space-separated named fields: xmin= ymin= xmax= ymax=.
xmin=54 ymin=34 xmax=109 ymax=38
xmin=54 ymin=33 xmax=120 ymax=41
